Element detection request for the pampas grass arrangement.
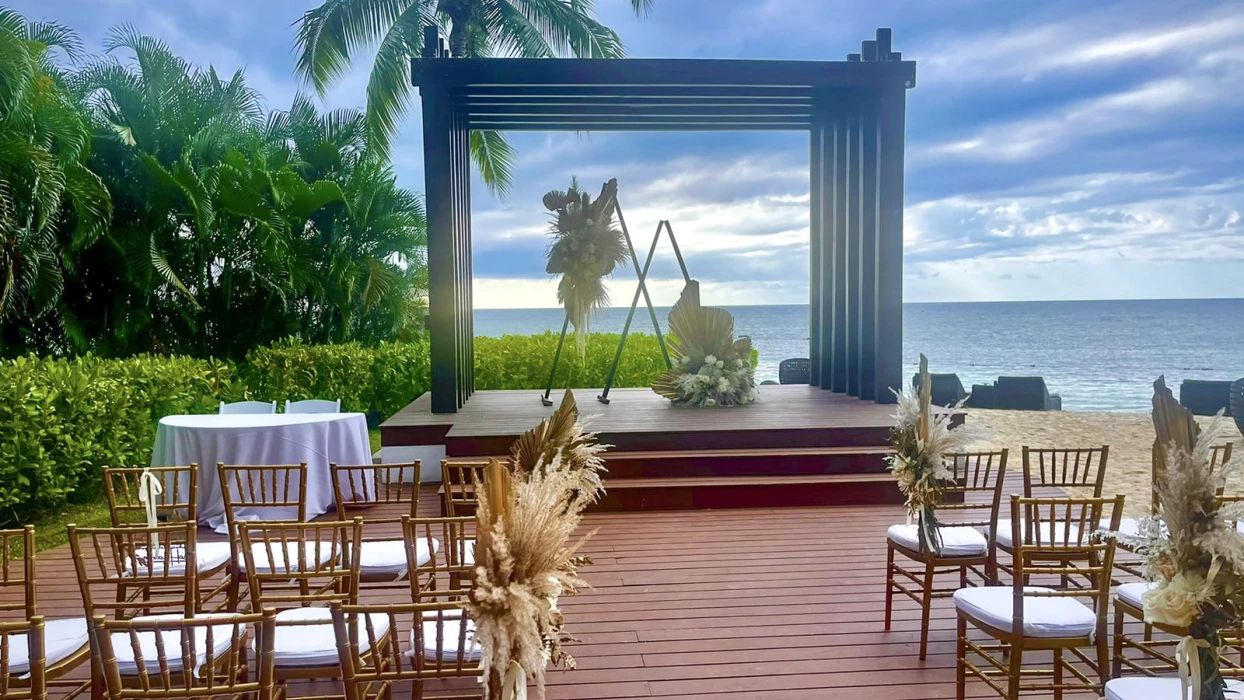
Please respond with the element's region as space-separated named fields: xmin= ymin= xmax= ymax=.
xmin=887 ymin=354 xmax=972 ymax=554
xmin=1120 ymin=377 xmax=1244 ymax=700
xmin=469 ymin=390 xmax=606 ymax=700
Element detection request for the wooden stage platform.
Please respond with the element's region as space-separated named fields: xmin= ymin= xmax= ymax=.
xmin=381 ymin=385 xmax=909 ymax=510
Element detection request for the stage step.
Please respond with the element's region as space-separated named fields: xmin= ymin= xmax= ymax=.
xmin=603 ymin=445 xmax=893 ymax=478
xmin=594 ymin=473 xmax=904 ymax=511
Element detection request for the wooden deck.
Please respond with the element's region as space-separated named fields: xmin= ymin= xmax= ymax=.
xmin=12 ymin=486 xmax=1117 ymax=700
xmin=381 ymin=385 xmax=901 ymax=453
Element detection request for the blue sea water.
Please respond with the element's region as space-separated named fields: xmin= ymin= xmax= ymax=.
xmin=474 ymin=299 xmax=1244 ymax=412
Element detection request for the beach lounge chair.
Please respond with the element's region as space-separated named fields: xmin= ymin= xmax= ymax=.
xmin=778 ymin=357 xmax=810 ymax=384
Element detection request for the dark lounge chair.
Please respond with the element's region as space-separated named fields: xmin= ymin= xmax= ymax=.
xmin=1231 ymin=378 xmax=1244 ymax=434
xmin=1180 ymin=379 xmax=1234 ymax=416
xmin=779 ymin=358 xmax=810 ymax=385
xmin=911 ymin=372 xmax=968 ymax=407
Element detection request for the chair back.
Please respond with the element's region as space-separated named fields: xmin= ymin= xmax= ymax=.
xmin=218 ymin=400 xmax=276 ymax=415
xmin=285 ymin=398 xmax=342 ymax=414
xmin=217 ymin=464 xmax=308 ymax=526
xmin=237 ymin=519 xmax=362 ymax=610
xmin=1149 ymin=442 xmax=1235 ymax=513
xmin=89 ymin=610 xmax=276 ymax=700
xmin=0 ymin=527 xmax=36 ymax=619
xmin=0 ymin=617 xmax=46 ymax=700
xmin=331 ymin=600 xmax=483 ymax=696
xmin=332 ymin=462 xmax=422 ymax=522
xmin=1009 ymin=495 xmax=1123 ymax=620
xmin=441 ymin=459 xmax=488 ymax=516
xmin=68 ymin=522 xmax=198 ymax=619
xmin=402 ymin=516 xmax=474 ymax=602
xmin=939 ymin=450 xmax=1008 ymax=533
xmin=1021 ymin=446 xmax=1108 ymax=496
xmin=778 ymin=358 xmax=810 ymax=385
xmin=103 ymin=466 xmax=197 ymax=527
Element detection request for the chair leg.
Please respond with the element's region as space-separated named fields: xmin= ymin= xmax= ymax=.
xmin=884 ymin=542 xmax=895 ymax=631
xmin=919 ymin=561 xmax=935 ymax=660
xmin=956 ymin=616 xmax=967 ymax=700
xmin=1113 ymin=605 xmax=1124 ymax=678
xmin=1007 ymin=643 xmax=1024 ymax=699
xmin=960 ymin=563 xmax=968 ymax=590
xmin=1097 ymin=624 xmax=1110 ymax=686
xmin=1053 ymin=648 xmax=1063 ymax=700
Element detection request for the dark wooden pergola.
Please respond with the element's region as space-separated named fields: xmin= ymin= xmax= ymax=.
xmin=413 ymin=27 xmax=916 ymax=413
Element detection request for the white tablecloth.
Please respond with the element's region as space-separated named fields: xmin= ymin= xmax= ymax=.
xmin=151 ymin=413 xmax=372 ymax=528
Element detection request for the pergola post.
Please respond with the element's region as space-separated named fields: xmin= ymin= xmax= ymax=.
xmin=873 ymin=30 xmax=907 ymax=404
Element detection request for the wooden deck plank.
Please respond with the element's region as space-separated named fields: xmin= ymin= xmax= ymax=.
xmin=13 ymin=489 xmax=1109 ymax=698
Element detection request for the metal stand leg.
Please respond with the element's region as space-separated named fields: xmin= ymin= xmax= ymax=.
xmin=540 ymin=314 xmax=572 ymax=406
xmin=599 ymin=221 xmax=665 ymax=404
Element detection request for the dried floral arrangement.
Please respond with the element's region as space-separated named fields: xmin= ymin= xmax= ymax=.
xmin=543 ymin=178 xmax=629 ymax=355
xmin=469 ymin=390 xmax=607 ymax=700
xmin=1118 ymin=377 xmax=1244 ymax=700
xmin=651 ymin=281 xmax=757 ymax=407
xmin=886 ymin=354 xmax=972 ymax=554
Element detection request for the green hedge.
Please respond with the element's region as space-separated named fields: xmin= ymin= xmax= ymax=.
xmin=0 ymin=355 xmax=244 ymax=520
xmin=0 ymin=333 xmax=680 ymax=524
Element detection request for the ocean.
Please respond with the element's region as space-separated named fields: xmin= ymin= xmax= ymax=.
xmin=474 ymin=298 xmax=1244 ymax=412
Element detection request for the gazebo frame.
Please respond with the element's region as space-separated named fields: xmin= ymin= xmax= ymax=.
xmin=413 ymin=27 xmax=916 ymax=413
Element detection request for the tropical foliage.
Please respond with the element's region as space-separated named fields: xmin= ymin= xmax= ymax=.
xmin=0 ymin=9 xmax=110 ymax=326
xmin=543 ymin=178 xmax=628 ymax=354
xmin=652 ymin=281 xmax=757 ymax=407
xmin=0 ymin=14 xmax=427 ymax=360
xmin=294 ymin=0 xmax=653 ymax=196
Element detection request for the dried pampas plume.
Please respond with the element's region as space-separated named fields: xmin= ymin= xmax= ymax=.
xmin=470 ymin=390 xmax=606 ymax=699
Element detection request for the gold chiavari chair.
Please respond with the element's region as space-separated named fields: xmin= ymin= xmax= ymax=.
xmin=102 ymin=466 xmax=232 ymax=612
xmin=1112 ymin=490 xmax=1244 ymax=678
xmin=88 ymin=609 xmax=279 ymax=700
xmin=885 ymin=450 xmax=1008 ymax=659
xmin=218 ymin=464 xmax=308 ymax=610
xmin=401 ymin=516 xmax=475 ymax=604
xmin=1 ymin=616 xmax=46 ymax=700
xmin=2 ymin=526 xmax=87 ymax=700
xmin=440 ymin=459 xmax=489 ymax=517
xmin=994 ymin=446 xmax=1109 ymax=582
xmin=956 ymin=495 xmax=1123 ymax=700
xmin=331 ymin=462 xmax=435 ymax=587
xmin=331 ymin=600 xmax=483 ymax=700
xmin=69 ymin=522 xmax=213 ymax=698
xmin=238 ymin=519 xmax=374 ymax=694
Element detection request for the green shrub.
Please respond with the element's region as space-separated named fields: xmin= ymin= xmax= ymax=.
xmin=0 ymin=332 xmax=729 ymax=524
xmin=0 ymin=355 xmax=242 ymax=523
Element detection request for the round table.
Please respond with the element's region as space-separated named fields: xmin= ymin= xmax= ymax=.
xmin=151 ymin=413 xmax=372 ymax=529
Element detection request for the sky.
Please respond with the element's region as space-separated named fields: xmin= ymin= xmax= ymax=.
xmin=13 ymin=0 xmax=1244 ymax=308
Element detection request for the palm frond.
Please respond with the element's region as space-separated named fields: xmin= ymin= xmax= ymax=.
xmin=469 ymin=130 xmax=515 ymax=198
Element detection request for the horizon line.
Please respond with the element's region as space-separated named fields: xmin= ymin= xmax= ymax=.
xmin=474 ymin=296 xmax=1244 ymax=311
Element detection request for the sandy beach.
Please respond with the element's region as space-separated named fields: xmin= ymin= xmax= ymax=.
xmin=963 ymin=408 xmax=1244 ymax=516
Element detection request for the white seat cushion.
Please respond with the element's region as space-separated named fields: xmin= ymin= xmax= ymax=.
xmin=1116 ymin=581 xmax=1157 ymax=609
xmin=241 ymin=542 xmax=337 ymax=573
xmin=195 ymin=541 xmax=233 ymax=572
xmin=112 ymin=614 xmax=241 ymax=675
xmin=417 ymin=610 xmax=481 ymax=662
xmin=887 ymin=524 xmax=988 ymax=557
xmin=953 ymin=586 xmax=1097 ymax=638
xmin=270 ymin=607 xmax=390 ymax=668
xmin=6 ymin=617 xmax=89 ymax=674
xmin=1105 ymin=677 xmax=1244 ymax=700
xmin=992 ymin=520 xmax=1084 ymax=548
xmin=359 ymin=538 xmax=438 ymax=578
xmin=125 ymin=543 xmax=233 ymax=577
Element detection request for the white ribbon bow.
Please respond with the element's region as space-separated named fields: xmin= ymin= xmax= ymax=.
xmin=1176 ymin=635 xmax=1212 ymax=700
xmin=501 ymin=660 xmax=526 ymax=700
xmin=139 ymin=468 xmax=163 ymax=549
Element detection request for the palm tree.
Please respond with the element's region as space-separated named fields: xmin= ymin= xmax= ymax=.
xmin=294 ymin=0 xmax=654 ymax=196
xmin=0 ymin=9 xmax=109 ymax=328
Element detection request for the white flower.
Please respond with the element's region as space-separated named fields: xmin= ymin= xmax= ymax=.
xmin=735 ymin=358 xmax=744 ymax=368
xmin=716 ymin=360 xmax=724 ymax=368
xmin=704 ymin=355 xmax=716 ymax=365
xmin=717 ymin=378 xmax=731 ymax=392
xmin=705 ymin=398 xmax=716 ymax=407
xmin=679 ymin=354 xmax=690 ymax=365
